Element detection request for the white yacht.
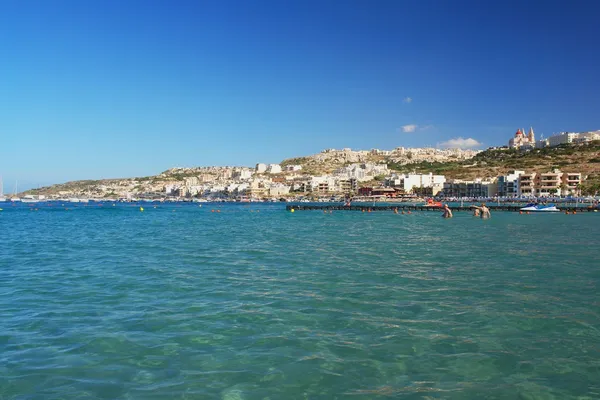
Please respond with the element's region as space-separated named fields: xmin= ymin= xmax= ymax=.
xmin=21 ymin=195 xmax=40 ymax=203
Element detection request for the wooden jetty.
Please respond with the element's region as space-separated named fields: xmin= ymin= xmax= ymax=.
xmin=286 ymin=204 xmax=599 ymax=213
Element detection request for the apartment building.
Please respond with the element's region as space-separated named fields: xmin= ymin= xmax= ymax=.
xmin=497 ymin=170 xmax=525 ymax=197
xmin=442 ymin=180 xmax=496 ymax=198
xmin=518 ymin=169 xmax=583 ymax=196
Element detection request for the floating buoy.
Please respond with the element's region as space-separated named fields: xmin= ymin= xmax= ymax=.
xmin=290 ymin=209 xmax=294 ymax=213
xmin=140 ymin=207 xmax=144 ymax=212
xmin=211 ymin=209 xmax=214 ymax=213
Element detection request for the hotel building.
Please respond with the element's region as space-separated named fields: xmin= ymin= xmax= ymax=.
xmin=518 ymin=169 xmax=583 ymax=197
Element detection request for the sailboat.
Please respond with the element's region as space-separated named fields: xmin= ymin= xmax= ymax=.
xmin=0 ymin=177 xmax=6 ymax=202
xmin=10 ymin=180 xmax=21 ymax=202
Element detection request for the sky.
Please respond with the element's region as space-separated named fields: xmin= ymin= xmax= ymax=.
xmin=1 ymin=0 xmax=599 ymax=190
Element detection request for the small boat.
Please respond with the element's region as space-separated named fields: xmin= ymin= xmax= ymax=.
xmin=423 ymin=199 xmax=443 ymax=207
xmin=21 ymin=195 xmax=40 ymax=203
xmin=520 ymin=203 xmax=560 ymax=212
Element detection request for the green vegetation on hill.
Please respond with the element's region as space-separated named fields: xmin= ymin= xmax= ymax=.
xmin=388 ymin=141 xmax=600 ymax=183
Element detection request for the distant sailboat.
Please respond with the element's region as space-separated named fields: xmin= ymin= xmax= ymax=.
xmin=0 ymin=177 xmax=6 ymax=202
xmin=11 ymin=180 xmax=21 ymax=202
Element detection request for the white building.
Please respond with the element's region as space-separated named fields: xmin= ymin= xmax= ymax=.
xmin=497 ymin=170 xmax=525 ymax=197
xmin=284 ymin=165 xmax=303 ymax=172
xmin=267 ymin=164 xmax=282 ymax=174
xmin=310 ymin=176 xmax=337 ymax=193
xmin=574 ymin=130 xmax=600 ymax=143
xmin=402 ymin=173 xmax=445 ymax=193
xmin=388 ymin=173 xmax=446 ymax=194
xmin=232 ymin=168 xmax=253 ymax=180
xmin=269 ymin=183 xmax=291 ymax=197
xmin=255 ymin=163 xmax=267 ymax=173
xmin=164 ymin=184 xmax=179 ymax=195
xmin=547 ymin=132 xmax=578 ymax=147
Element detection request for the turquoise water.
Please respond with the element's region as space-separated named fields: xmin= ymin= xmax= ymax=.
xmin=1 ymin=203 xmax=599 ymax=399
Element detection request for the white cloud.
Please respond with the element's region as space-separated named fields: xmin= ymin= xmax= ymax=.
xmin=419 ymin=124 xmax=434 ymax=131
xmin=403 ymin=97 xmax=412 ymax=104
xmin=439 ymin=137 xmax=482 ymax=149
xmin=401 ymin=124 xmax=417 ymax=133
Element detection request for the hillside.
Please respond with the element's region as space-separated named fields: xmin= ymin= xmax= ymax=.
xmin=387 ymin=141 xmax=600 ymax=193
xmin=22 ymin=141 xmax=600 ymax=197
xmin=393 ymin=141 xmax=600 ymax=177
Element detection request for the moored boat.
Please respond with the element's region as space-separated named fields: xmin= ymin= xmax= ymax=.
xmin=520 ymin=203 xmax=560 ymax=212
xmin=21 ymin=195 xmax=40 ymax=203
xmin=423 ymin=199 xmax=443 ymax=207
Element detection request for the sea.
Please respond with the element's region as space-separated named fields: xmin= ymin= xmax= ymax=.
xmin=1 ymin=202 xmax=599 ymax=399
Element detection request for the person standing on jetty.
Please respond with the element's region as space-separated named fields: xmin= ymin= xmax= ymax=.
xmin=442 ymin=204 xmax=453 ymax=218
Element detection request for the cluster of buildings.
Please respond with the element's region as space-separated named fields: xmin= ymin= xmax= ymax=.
xmin=441 ymin=169 xmax=583 ymax=198
xmin=357 ymin=169 xmax=584 ymax=199
xmin=316 ymin=146 xmax=480 ymax=165
xmin=155 ymin=147 xmax=482 ymax=200
xmin=509 ymin=127 xmax=600 ymax=150
xmin=34 ymin=143 xmax=591 ymax=200
xmin=159 ymin=161 xmax=393 ymax=199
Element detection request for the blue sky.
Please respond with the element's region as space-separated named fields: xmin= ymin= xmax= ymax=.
xmin=1 ymin=0 xmax=599 ymax=190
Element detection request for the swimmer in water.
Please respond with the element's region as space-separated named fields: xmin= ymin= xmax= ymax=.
xmin=472 ymin=207 xmax=480 ymax=217
xmin=442 ymin=204 xmax=453 ymax=218
xmin=471 ymin=203 xmax=491 ymax=219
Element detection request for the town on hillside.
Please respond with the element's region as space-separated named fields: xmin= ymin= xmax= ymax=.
xmin=16 ymin=128 xmax=600 ymax=202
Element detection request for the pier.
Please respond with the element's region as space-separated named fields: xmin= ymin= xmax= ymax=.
xmin=286 ymin=204 xmax=599 ymax=213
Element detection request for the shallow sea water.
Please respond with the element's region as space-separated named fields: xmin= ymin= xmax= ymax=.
xmin=1 ymin=203 xmax=599 ymax=399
